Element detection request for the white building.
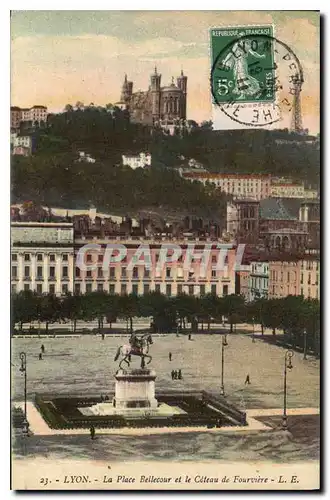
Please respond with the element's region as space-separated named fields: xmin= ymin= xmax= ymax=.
xmin=122 ymin=152 xmax=151 ymax=170
xmin=11 ymin=222 xmax=74 ymax=296
xmin=181 ymin=172 xmax=271 ymax=200
xmin=13 ymin=135 xmax=32 ymax=149
xmin=77 ymin=151 xmax=96 ymax=163
xmin=248 ymin=261 xmax=269 ymax=302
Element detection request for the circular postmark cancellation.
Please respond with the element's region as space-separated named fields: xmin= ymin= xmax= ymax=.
xmin=210 ymin=31 xmax=304 ymax=127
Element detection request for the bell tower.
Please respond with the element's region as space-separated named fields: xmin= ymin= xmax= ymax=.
xmin=121 ymin=74 xmax=133 ymax=105
xmin=177 ymin=69 xmax=187 ymax=120
xmin=150 ymin=66 xmax=161 ymax=122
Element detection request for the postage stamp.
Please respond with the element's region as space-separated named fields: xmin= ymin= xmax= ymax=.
xmin=210 ymin=26 xmax=304 ymax=127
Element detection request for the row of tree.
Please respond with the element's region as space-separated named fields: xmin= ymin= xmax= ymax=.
xmin=12 ymin=291 xmax=320 ymax=355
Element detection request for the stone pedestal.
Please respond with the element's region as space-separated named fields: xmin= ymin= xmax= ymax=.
xmin=114 ymin=368 xmax=158 ymax=410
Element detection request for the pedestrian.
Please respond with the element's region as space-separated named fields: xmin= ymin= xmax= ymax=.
xmin=102 ymin=333 xmax=105 ymax=340
xmin=169 ymin=352 xmax=172 ymax=361
xmin=178 ymin=369 xmax=182 ymax=380
xmin=38 ymin=352 xmax=43 ymax=360
xmin=41 ymin=344 xmax=45 ymax=353
xmin=188 ymin=334 xmax=191 ymax=340
xmin=171 ymin=370 xmax=174 ymax=380
xmin=90 ymin=425 xmax=96 ymax=440
xmin=244 ymin=374 xmax=251 ymax=385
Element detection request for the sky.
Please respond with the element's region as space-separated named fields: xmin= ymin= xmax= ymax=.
xmin=11 ymin=10 xmax=320 ymax=134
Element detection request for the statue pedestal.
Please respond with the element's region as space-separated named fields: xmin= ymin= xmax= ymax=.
xmin=114 ymin=368 xmax=158 ymax=410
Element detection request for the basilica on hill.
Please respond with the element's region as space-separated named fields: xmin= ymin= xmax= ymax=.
xmin=115 ymin=67 xmax=188 ymax=135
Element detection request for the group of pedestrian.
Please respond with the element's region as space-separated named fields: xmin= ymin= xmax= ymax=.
xmin=171 ymin=369 xmax=182 ymax=380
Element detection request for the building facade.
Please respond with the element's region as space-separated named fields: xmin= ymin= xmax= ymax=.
xmin=300 ymin=257 xmax=320 ymax=300
xmin=122 ymin=152 xmax=152 ymax=170
xmin=248 ymin=261 xmax=269 ymax=301
xmin=270 ymin=182 xmax=305 ymax=198
xmin=116 ymin=68 xmax=187 ymax=132
xmin=73 ymin=238 xmax=237 ymax=297
xmin=11 ymin=222 xmax=74 ymax=296
xmin=268 ymin=260 xmax=300 ymax=298
xmin=183 ymin=173 xmax=271 ymax=200
xmin=10 ymin=105 xmax=48 ymax=130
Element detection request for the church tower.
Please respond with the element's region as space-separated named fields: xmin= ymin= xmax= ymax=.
xmin=120 ymin=74 xmax=133 ymax=105
xmin=177 ymin=69 xmax=187 ymax=120
xmin=150 ymin=66 xmax=161 ymax=122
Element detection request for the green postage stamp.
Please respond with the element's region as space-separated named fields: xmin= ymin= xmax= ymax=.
xmin=210 ymin=25 xmax=275 ymax=105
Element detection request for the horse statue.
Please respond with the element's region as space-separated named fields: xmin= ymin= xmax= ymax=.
xmin=114 ymin=332 xmax=153 ymax=370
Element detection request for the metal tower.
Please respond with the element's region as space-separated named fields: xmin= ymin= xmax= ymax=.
xmin=290 ymin=80 xmax=303 ymax=133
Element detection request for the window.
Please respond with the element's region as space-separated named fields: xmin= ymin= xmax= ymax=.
xmin=97 ymin=283 xmax=103 ymax=292
xmin=75 ymin=283 xmax=81 ymax=294
xmin=287 ymin=272 xmax=290 ymax=282
xmin=132 ymin=284 xmax=139 ymax=295
xmin=308 ymin=287 xmax=311 ymax=298
xmin=308 ymin=273 xmax=311 ymax=285
xmin=86 ymin=254 xmax=92 ymax=263
xmin=155 ymin=284 xmax=161 ymax=293
xmin=200 ymin=284 xmax=205 ymax=296
xmin=11 ymin=266 xmax=17 ymax=278
xmin=86 ymin=283 xmax=92 ymax=293
xmin=223 ymin=285 xmax=228 ymax=296
xmin=62 ymin=254 xmax=68 ymax=261
xmin=166 ymin=284 xmax=172 ymax=296
xmin=188 ymin=285 xmax=194 ymax=296
xmin=76 ymin=267 xmax=81 ymax=278
xmin=24 ymin=253 xmax=30 ymax=262
xmin=24 ymin=266 xmax=30 ymax=278
xmin=37 ymin=253 xmax=43 ymax=261
xmin=144 ymin=269 xmax=150 ymax=278
xmin=211 ymin=284 xmax=217 ymax=295
xmin=133 ymin=267 xmax=139 ymax=279
xmin=166 ymin=268 xmax=171 ymax=278
xmin=121 ymin=267 xmax=127 ymax=278
xmin=109 ymin=284 xmax=115 ymax=295
xmin=49 ymin=267 xmax=55 ymax=278
xmin=212 ymin=255 xmax=217 ymax=264
xmin=316 ymin=274 xmax=319 ymax=285
xmin=62 ymin=284 xmax=68 ymax=294
xmin=37 ymin=266 xmax=43 ymax=279
xmin=109 ymin=268 xmax=115 ymax=279
xmin=50 ymin=254 xmax=55 ymax=262
xmin=211 ymin=270 xmax=216 ymax=278
xmin=86 ymin=270 xmax=92 ymax=278
xmin=143 ymin=284 xmax=150 ymax=295
xmin=12 ymin=254 xmax=17 ymax=261
xmin=98 ymin=254 xmax=103 ymax=263
xmin=62 ymin=266 xmax=68 ymax=278
xmin=11 ymin=284 xmax=17 ymax=293
xmin=121 ymin=284 xmax=127 ymax=295
xmin=49 ymin=284 xmax=55 ymax=294
xmin=24 ymin=284 xmax=30 ymax=291
xmin=301 ymin=287 xmax=304 ymax=296
xmin=97 ymin=268 xmax=103 ymax=278
xmin=177 ymin=284 xmax=183 ymax=294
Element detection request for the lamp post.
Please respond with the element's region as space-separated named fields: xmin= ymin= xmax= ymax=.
xmin=220 ymin=334 xmax=228 ymax=396
xmin=303 ymin=328 xmax=307 ymax=360
xmin=252 ymin=316 xmax=256 ymax=343
xmin=19 ymin=352 xmax=29 ymax=435
xmin=282 ymin=350 xmax=294 ymax=430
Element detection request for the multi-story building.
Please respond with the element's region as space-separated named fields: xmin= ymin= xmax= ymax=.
xmin=300 ymin=256 xmax=320 ymax=300
xmin=270 ymin=182 xmax=305 ymax=198
xmin=73 ymin=237 xmax=237 ymax=297
xmin=268 ymin=259 xmax=300 ymax=298
xmin=226 ymin=199 xmax=260 ymax=243
xmin=122 ymin=152 xmax=152 ymax=170
xmin=268 ymin=256 xmax=320 ymax=300
xmin=248 ymin=261 xmax=269 ymax=301
xmin=182 ymin=173 xmax=271 ymax=200
xmin=11 ymin=222 xmax=74 ymax=296
xmin=10 ymin=105 xmax=48 ymax=130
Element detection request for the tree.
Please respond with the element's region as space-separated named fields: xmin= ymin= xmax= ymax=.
xmin=118 ymin=294 xmax=140 ymax=333
xmin=12 ymin=290 xmax=38 ymax=332
xmin=39 ymin=294 xmax=61 ymax=333
xmin=222 ymin=294 xmax=246 ymax=333
xmin=199 ymin=294 xmax=224 ymax=331
xmin=61 ymin=293 xmax=84 ymax=333
xmin=64 ymin=104 xmax=74 ymax=112
xmin=81 ymin=291 xmax=109 ymax=334
xmin=262 ymin=298 xmax=283 ymax=335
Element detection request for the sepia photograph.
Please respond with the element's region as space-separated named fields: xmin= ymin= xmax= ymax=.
xmin=10 ymin=9 xmax=320 ymax=491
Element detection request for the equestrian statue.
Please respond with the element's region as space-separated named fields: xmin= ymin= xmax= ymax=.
xmin=114 ymin=331 xmax=153 ymax=370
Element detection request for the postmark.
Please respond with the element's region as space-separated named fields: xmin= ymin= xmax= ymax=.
xmin=210 ymin=26 xmax=304 ymax=127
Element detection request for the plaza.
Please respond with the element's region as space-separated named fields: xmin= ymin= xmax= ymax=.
xmin=12 ymin=333 xmax=320 ymax=463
